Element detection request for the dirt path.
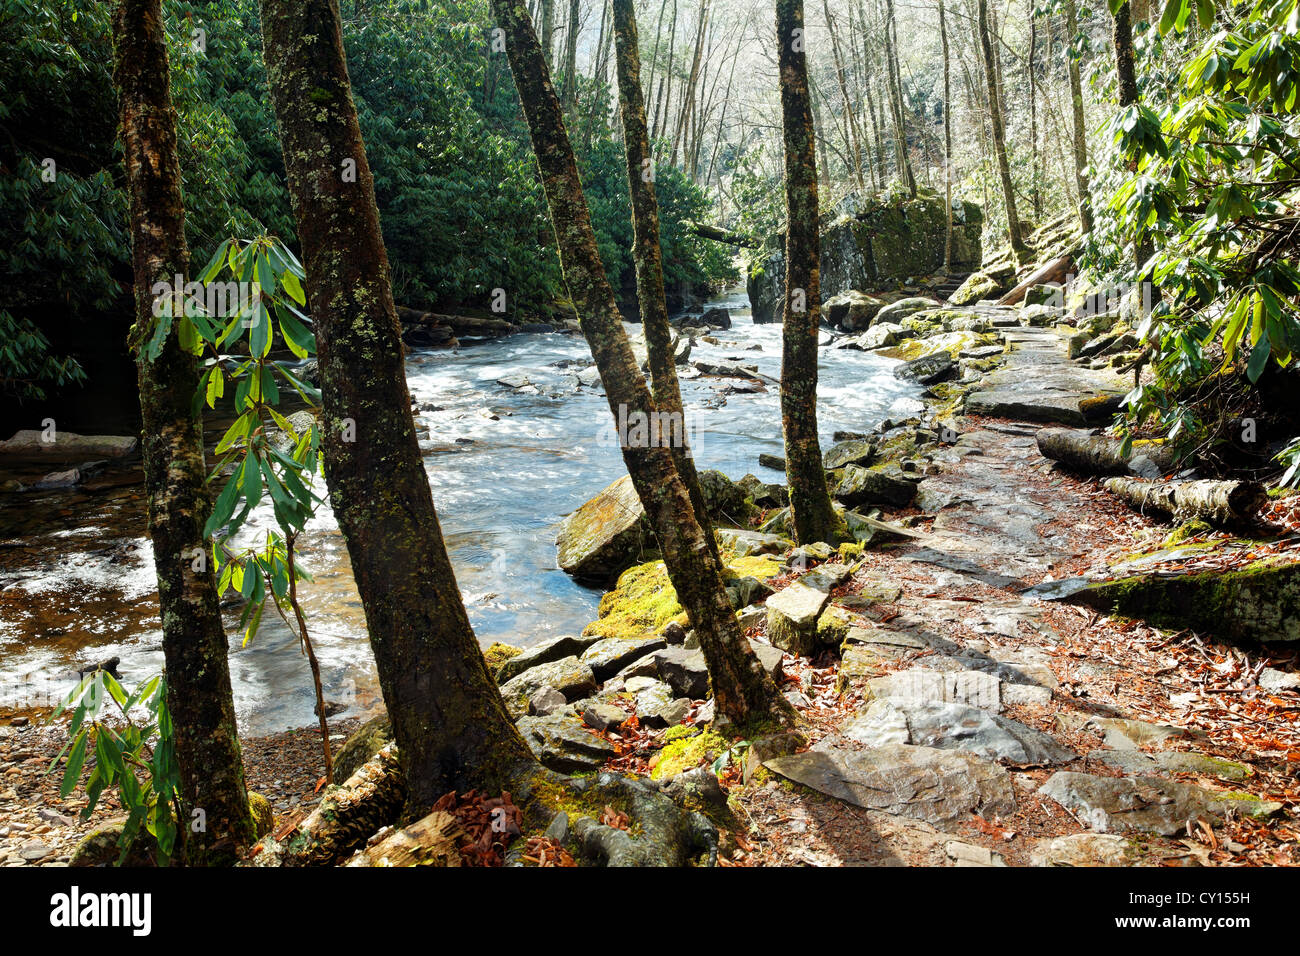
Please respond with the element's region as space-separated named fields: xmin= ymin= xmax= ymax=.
xmin=736 ymin=326 xmax=1300 ymax=867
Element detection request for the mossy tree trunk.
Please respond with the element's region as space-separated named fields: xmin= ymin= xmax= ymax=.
xmin=1063 ymin=0 xmax=1093 ymax=233
xmin=776 ymin=0 xmax=837 ymax=546
xmin=611 ymin=0 xmax=716 ymax=559
xmin=112 ymin=0 xmax=253 ymax=865
xmin=977 ymin=0 xmax=1025 ymax=257
xmin=1111 ymin=1 xmax=1152 ymax=279
xmin=259 ymin=0 xmax=536 ymax=813
xmin=491 ymin=0 xmax=793 ymax=727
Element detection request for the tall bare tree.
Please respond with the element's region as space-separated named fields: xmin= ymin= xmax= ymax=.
xmin=1063 ymin=0 xmax=1093 ymax=232
xmin=491 ymin=0 xmax=795 ymax=727
xmin=940 ymin=0 xmax=954 ymax=271
xmin=776 ymin=0 xmax=838 ymax=544
xmin=259 ymin=0 xmax=537 ymax=812
xmin=977 ymin=0 xmax=1025 ymax=256
xmin=113 ymin=0 xmax=253 ymax=865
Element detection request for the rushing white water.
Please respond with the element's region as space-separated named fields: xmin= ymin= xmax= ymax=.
xmin=0 ymin=288 xmax=921 ymax=733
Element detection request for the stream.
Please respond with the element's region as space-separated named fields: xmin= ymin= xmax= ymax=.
xmin=0 ymin=287 xmax=922 ymax=734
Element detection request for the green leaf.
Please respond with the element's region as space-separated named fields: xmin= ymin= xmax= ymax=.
xmin=281 ymin=269 xmax=307 ymax=306
xmin=198 ymin=239 xmax=232 ymax=283
xmin=60 ymin=732 xmax=88 ymax=798
xmin=1247 ymin=329 xmax=1272 ymax=382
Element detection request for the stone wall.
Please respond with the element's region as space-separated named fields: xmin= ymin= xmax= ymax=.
xmin=747 ymin=192 xmax=983 ymax=323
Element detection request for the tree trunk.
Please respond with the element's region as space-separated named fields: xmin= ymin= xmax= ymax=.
xmin=1103 ymin=477 xmax=1266 ymax=528
xmin=977 ymin=0 xmax=1025 ymax=257
xmin=882 ymin=0 xmax=915 ymax=195
xmin=1036 ymin=427 xmax=1177 ymax=475
xmin=259 ymin=0 xmax=537 ymax=814
xmin=562 ymin=0 xmax=580 ymax=111
xmin=540 ymin=0 xmax=556 ymax=67
xmin=1112 ymin=1 xmax=1152 ymax=278
xmin=940 ymin=0 xmax=953 ymax=272
xmin=776 ymin=0 xmax=838 ymax=545
xmin=1063 ymin=0 xmax=1093 ymax=233
xmin=1028 ymin=4 xmax=1041 ymax=221
xmin=612 ymin=0 xmax=716 ymax=558
xmin=491 ymin=0 xmax=794 ymax=727
xmin=112 ymin=0 xmax=253 ymax=866
xmin=823 ymin=0 xmax=865 ymax=192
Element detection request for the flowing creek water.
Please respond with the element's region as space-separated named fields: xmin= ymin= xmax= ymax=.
xmin=0 ymin=287 xmax=922 ymax=734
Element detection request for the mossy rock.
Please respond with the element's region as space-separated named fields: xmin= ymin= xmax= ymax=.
xmin=70 ymin=820 xmax=156 ymax=867
xmin=651 ymin=730 xmax=734 ymax=780
xmin=1164 ymin=519 xmax=1213 ymax=546
xmin=483 ymin=642 xmax=523 ymax=671
xmin=950 ymin=271 xmax=1002 ymax=305
xmin=879 ymin=330 xmax=984 ymax=363
xmin=816 ymin=605 xmax=855 ymax=646
xmin=584 ymin=560 xmax=688 ymax=640
xmin=248 ymin=792 xmax=275 ymax=838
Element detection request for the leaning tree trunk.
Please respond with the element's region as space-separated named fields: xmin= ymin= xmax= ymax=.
xmin=1111 ymin=1 xmax=1152 ymax=279
xmin=491 ymin=0 xmax=794 ymax=727
xmin=113 ymin=0 xmax=253 ymax=866
xmin=611 ymin=0 xmax=716 ymax=557
xmin=977 ymin=0 xmax=1025 ymax=258
xmin=881 ymin=0 xmax=916 ymax=196
xmin=777 ymin=0 xmax=838 ymax=545
xmin=1103 ymin=477 xmax=1267 ymax=527
xmin=259 ymin=0 xmax=537 ymax=814
xmin=1063 ymin=0 xmax=1093 ymax=233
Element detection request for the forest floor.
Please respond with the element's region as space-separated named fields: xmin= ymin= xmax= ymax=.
xmin=3 ymin=325 xmax=1299 ymax=868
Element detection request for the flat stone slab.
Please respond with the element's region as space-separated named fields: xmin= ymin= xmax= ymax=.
xmin=1095 ymin=749 xmax=1252 ymax=782
xmin=1086 ymin=717 xmax=1196 ymax=751
xmin=580 ymin=635 xmax=667 ymax=682
xmin=515 ymin=715 xmax=616 ymax=773
xmin=0 ymin=430 xmax=137 ymax=460
xmin=1039 ymin=771 xmax=1281 ymax=836
xmin=843 ymin=699 xmax=1075 ymax=765
xmin=496 ymin=633 xmax=601 ymax=683
xmin=867 ymin=668 xmax=1002 ymax=712
xmin=1029 ymin=833 xmax=1203 ymax=867
xmin=765 ymin=743 xmax=1015 ymax=825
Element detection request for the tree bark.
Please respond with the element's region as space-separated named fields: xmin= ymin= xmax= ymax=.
xmin=1063 ymin=0 xmax=1093 ymax=233
xmin=612 ymin=0 xmax=716 ymax=558
xmin=491 ymin=0 xmax=794 ymax=727
xmin=823 ymin=0 xmax=865 ymax=192
xmin=940 ymin=0 xmax=953 ymax=272
xmin=1111 ymin=1 xmax=1152 ymax=278
xmin=259 ymin=0 xmax=536 ymax=813
xmin=881 ymin=0 xmax=915 ymax=195
xmin=112 ymin=0 xmax=253 ymax=866
xmin=1036 ymin=427 xmax=1177 ymax=475
xmin=977 ymin=0 xmax=1025 ymax=257
xmin=1103 ymin=477 xmax=1266 ymax=528
xmin=776 ymin=0 xmax=838 ymax=545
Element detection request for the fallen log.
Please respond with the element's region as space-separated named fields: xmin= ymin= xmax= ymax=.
xmin=998 ymin=254 xmax=1073 ymax=306
xmin=1037 ymin=428 xmax=1177 ymax=475
xmin=689 ymin=221 xmax=760 ymax=248
xmin=1102 ymin=476 xmax=1266 ymax=527
xmin=396 ymin=306 xmax=516 ymax=339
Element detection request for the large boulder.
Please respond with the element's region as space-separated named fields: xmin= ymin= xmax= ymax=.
xmin=0 ymin=429 xmax=137 ymax=461
xmin=556 ymin=475 xmax=650 ymax=584
xmin=498 ymin=656 xmax=597 ymax=718
xmin=950 ymin=271 xmax=1003 ymax=305
xmin=823 ymin=290 xmax=887 ymax=330
xmin=874 ymin=296 xmax=943 ymax=326
xmin=834 ymin=464 xmax=917 ymax=509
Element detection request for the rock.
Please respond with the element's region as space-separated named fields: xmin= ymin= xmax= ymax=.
xmin=499 ymin=657 xmax=597 ymax=718
xmin=758 ymin=452 xmax=786 ymax=471
xmin=834 ymin=463 xmax=918 ymax=509
xmin=700 ymin=306 xmax=731 ymax=329
xmin=867 ymin=668 xmax=1002 ymax=712
xmin=1039 ymin=772 xmax=1281 ymax=835
xmin=725 ymin=575 xmax=771 ymax=609
xmin=1095 ymin=750 xmax=1252 ymax=782
xmin=1085 ymin=717 xmax=1196 ymax=751
xmin=748 ymin=640 xmax=785 ymax=680
xmin=70 ymin=821 xmax=154 ymax=867
xmin=838 ymin=322 xmax=906 ymax=350
xmin=824 ymin=290 xmax=887 ymax=330
xmin=515 ymin=714 xmax=617 ymax=772
xmin=653 ymin=646 xmax=710 ymax=700
xmin=816 ymin=605 xmax=855 ymax=646
xmin=495 ymin=374 xmax=532 ymax=389
xmin=0 ymin=430 xmax=137 ymax=460
xmin=544 ymin=812 xmax=570 ymax=843
xmin=945 ymin=841 xmax=1007 ymax=866
xmin=496 ymin=634 xmax=601 ymax=683
xmin=875 ymin=296 xmax=943 ymax=326
xmin=1260 ymin=667 xmax=1300 ymax=692
xmin=660 ymin=766 xmax=728 ymax=807
xmin=842 ymin=699 xmax=1075 ymax=765
xmin=1024 ymin=282 xmax=1064 ymax=307
xmin=332 ymin=714 xmax=394 ymax=782
xmin=696 ymin=469 xmax=752 ymax=525
xmin=580 ymin=635 xmax=667 ymax=682
xmin=823 ymin=438 xmax=876 ymax=470
xmin=950 ymin=271 xmax=1002 ymax=305
xmin=1030 ymin=833 xmax=1154 ymax=867
xmin=716 ymin=528 xmax=790 ymax=557
xmin=631 ymin=680 xmax=679 ymax=726
xmin=765 ymin=742 xmax=1015 ymax=825
xmin=582 ymin=702 xmax=629 ymax=732
xmin=556 ymin=475 xmax=649 ymax=583
xmin=528 ymin=686 xmax=568 ymax=717
xmin=33 ymin=469 xmax=81 ymax=489
xmin=893 ymin=353 xmax=955 ymax=385
xmin=735 ymin=474 xmax=789 ymax=508
xmin=766 ymin=583 xmax=832 ymax=656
